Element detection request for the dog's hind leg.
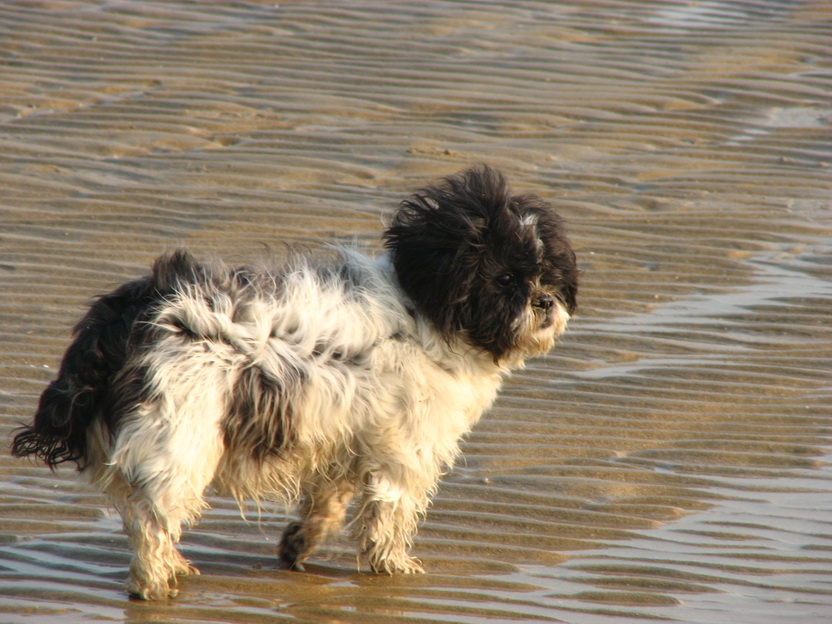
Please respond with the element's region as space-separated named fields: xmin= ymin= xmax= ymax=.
xmin=86 ymin=424 xmax=198 ymax=599
xmin=120 ymin=496 xmax=192 ymax=600
xmin=115 ymin=457 xmax=218 ymax=598
xmin=279 ymin=470 xmax=355 ymax=570
xmin=108 ymin=399 xmax=226 ymax=599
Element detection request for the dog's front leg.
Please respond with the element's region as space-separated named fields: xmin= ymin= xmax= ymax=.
xmin=279 ymin=474 xmax=355 ymax=571
xmin=351 ymin=465 xmax=431 ymax=574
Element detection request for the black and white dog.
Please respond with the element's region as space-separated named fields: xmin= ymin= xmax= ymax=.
xmin=13 ymin=166 xmax=578 ymax=599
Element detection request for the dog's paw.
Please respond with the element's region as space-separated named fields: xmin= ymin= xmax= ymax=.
xmin=127 ymin=558 xmax=196 ymax=600
xmin=175 ymin=562 xmax=200 ymax=577
xmin=172 ymin=551 xmax=200 ymax=577
xmin=397 ymin=557 xmax=426 ymax=575
xmin=278 ymin=520 xmax=308 ymax=571
xmin=127 ymin=577 xmax=178 ymax=601
xmin=369 ymin=555 xmax=425 ymax=575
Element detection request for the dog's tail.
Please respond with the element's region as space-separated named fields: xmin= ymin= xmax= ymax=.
xmin=11 ymin=250 xmax=202 ymax=470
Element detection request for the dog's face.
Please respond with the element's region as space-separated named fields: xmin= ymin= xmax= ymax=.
xmin=384 ymin=166 xmax=578 ymax=363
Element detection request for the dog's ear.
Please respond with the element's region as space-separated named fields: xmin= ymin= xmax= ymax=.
xmin=383 ymin=166 xmax=509 ymax=341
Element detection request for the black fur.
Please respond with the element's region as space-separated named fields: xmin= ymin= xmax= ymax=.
xmin=225 ymin=360 xmax=299 ymax=462
xmin=278 ymin=520 xmax=308 ymax=570
xmin=12 ymin=250 xmax=240 ymax=469
xmin=10 ymin=251 xmax=197 ymax=468
xmin=384 ymin=165 xmax=578 ymax=360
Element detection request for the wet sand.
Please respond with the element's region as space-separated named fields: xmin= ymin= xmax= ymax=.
xmin=1 ymin=1 xmax=831 ymax=622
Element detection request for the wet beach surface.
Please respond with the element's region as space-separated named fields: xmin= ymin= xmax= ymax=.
xmin=1 ymin=1 xmax=831 ymax=622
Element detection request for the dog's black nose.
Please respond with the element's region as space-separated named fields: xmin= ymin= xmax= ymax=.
xmin=533 ymin=294 xmax=554 ymax=310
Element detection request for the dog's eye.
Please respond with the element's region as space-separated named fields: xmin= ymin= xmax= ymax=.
xmin=496 ymin=273 xmax=514 ymax=288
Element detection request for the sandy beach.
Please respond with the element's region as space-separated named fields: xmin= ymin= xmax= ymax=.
xmin=1 ymin=1 xmax=830 ymax=622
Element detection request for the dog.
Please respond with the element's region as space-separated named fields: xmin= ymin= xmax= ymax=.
xmin=12 ymin=165 xmax=578 ymax=600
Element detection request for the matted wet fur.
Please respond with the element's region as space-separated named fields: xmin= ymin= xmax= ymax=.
xmin=12 ymin=166 xmax=578 ymax=600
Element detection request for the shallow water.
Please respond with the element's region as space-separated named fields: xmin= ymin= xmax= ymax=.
xmin=1 ymin=1 xmax=830 ymax=622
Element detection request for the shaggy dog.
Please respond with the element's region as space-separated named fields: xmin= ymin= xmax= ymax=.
xmin=12 ymin=165 xmax=578 ymax=599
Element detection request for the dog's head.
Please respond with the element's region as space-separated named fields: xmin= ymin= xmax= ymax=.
xmin=384 ymin=165 xmax=578 ymax=363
